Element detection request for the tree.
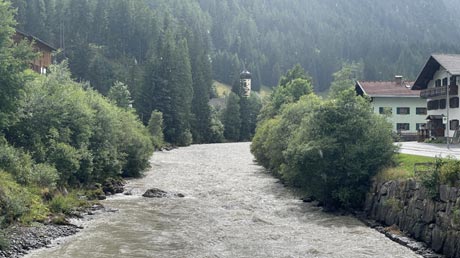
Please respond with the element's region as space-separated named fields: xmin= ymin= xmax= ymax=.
xmin=168 ymin=38 xmax=194 ymax=146
xmin=108 ymin=81 xmax=132 ymax=109
xmin=208 ymin=106 xmax=224 ymax=143
xmin=87 ymin=48 xmax=115 ymax=95
xmin=283 ymin=89 xmax=394 ymax=209
xmin=251 ymin=94 xmax=321 ymax=175
xmin=239 ymin=93 xmax=262 ymax=141
xmin=328 ymin=62 xmax=363 ymax=98
xmin=259 ymin=65 xmax=313 ymax=121
xmin=222 ymin=92 xmax=241 ymax=141
xmin=147 ymin=110 xmax=164 ymax=149
xmin=143 ymin=28 xmax=193 ymax=146
xmin=7 ymin=62 xmax=154 ymax=185
xmin=0 ymin=0 xmax=34 ymax=130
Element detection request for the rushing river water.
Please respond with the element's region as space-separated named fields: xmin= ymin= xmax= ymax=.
xmin=25 ymin=142 xmax=420 ymax=258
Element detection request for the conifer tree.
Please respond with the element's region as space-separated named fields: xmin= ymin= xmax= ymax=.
xmin=170 ymin=38 xmax=193 ymax=146
xmin=108 ymin=81 xmax=132 ymax=109
xmin=189 ymin=40 xmax=213 ymax=143
xmin=222 ymin=92 xmax=241 ymax=141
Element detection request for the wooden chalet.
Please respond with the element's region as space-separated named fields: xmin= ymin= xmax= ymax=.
xmin=13 ymin=30 xmax=56 ymax=74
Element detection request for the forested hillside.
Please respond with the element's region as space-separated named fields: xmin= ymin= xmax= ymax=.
xmin=12 ymin=0 xmax=460 ymax=94
xmin=200 ymin=0 xmax=460 ymax=91
xmin=11 ymin=0 xmax=216 ymax=145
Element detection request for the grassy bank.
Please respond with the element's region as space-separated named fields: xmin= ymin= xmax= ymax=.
xmin=377 ymin=154 xmax=437 ymax=181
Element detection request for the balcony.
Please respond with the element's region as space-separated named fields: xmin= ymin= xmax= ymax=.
xmin=421 ymin=85 xmax=458 ymax=99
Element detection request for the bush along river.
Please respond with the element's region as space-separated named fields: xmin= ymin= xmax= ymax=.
xmin=24 ymin=142 xmax=421 ymax=258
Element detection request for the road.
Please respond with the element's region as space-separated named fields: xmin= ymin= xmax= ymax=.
xmin=397 ymin=141 xmax=460 ymax=158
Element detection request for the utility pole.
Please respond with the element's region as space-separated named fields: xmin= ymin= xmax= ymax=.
xmin=447 ymin=73 xmax=451 ymax=149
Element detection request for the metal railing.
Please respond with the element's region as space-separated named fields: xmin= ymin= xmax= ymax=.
xmin=420 ymin=85 xmax=458 ymax=98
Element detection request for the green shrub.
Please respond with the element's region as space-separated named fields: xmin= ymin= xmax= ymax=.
xmin=6 ymin=62 xmax=154 ymax=185
xmin=0 ymin=172 xmax=48 ymax=225
xmin=439 ymin=157 xmax=460 ymax=186
xmin=29 ymin=163 xmax=59 ymax=189
xmin=384 ymin=197 xmax=403 ymax=212
xmin=49 ymin=142 xmax=82 ymax=185
xmin=453 ymin=208 xmax=460 ymax=225
xmin=0 ymin=140 xmax=34 ymax=185
xmin=418 ymin=158 xmax=444 ymax=199
xmin=48 ymin=194 xmax=76 ymax=215
xmin=253 ymin=87 xmax=395 ymax=209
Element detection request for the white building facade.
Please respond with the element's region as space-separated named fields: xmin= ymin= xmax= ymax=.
xmin=356 ymin=79 xmax=427 ymax=135
xmin=412 ymin=54 xmax=460 ymax=139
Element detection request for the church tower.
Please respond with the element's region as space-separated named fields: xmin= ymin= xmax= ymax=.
xmin=240 ymin=70 xmax=252 ymax=97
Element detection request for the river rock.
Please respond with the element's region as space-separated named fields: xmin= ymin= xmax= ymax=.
xmin=302 ymin=196 xmax=315 ymax=203
xmin=103 ymin=178 xmax=125 ymax=195
xmin=142 ymin=188 xmax=185 ymax=198
xmin=143 ymin=188 xmax=168 ymax=198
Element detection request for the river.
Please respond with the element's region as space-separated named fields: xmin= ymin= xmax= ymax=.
xmin=25 ymin=142 xmax=420 ymax=258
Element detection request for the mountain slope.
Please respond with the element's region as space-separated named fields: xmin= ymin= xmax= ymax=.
xmin=197 ymin=0 xmax=460 ymax=91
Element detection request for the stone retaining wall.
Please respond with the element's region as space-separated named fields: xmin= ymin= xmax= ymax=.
xmin=366 ymin=179 xmax=460 ymax=258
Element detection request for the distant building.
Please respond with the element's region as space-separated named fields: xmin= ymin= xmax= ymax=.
xmin=411 ymin=54 xmax=460 ymax=139
xmin=355 ymin=76 xmax=427 ymax=137
xmin=13 ymin=30 xmax=56 ymax=74
xmin=240 ymin=70 xmax=251 ymax=97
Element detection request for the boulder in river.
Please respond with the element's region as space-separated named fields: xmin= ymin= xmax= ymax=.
xmin=142 ymin=188 xmax=184 ymax=198
xmin=142 ymin=188 xmax=168 ymax=198
xmin=102 ymin=178 xmax=125 ymax=195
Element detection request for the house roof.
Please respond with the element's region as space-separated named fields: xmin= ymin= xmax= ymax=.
xmin=14 ymin=30 xmax=56 ymax=51
xmin=355 ymin=80 xmax=419 ymax=97
xmin=412 ymin=54 xmax=460 ymax=90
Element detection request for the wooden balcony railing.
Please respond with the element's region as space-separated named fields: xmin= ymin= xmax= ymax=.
xmin=420 ymin=85 xmax=458 ymax=99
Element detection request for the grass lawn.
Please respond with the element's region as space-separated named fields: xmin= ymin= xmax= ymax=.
xmin=213 ymin=81 xmax=232 ymax=97
xmin=377 ymin=153 xmax=437 ymax=181
xmin=258 ymin=85 xmax=272 ymax=98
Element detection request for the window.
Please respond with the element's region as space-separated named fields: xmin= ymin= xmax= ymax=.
xmin=428 ymin=100 xmax=439 ymax=110
xmin=443 ymin=77 xmax=448 ymax=86
xmin=397 ymin=123 xmax=410 ymax=131
xmin=416 ymin=107 xmax=427 ymax=115
xmin=451 ymin=76 xmax=457 ymax=86
xmin=435 ymin=79 xmax=441 ymax=87
xmin=416 ymin=123 xmax=426 ymax=130
xmin=396 ymin=107 xmax=410 ymax=115
xmin=379 ymin=107 xmax=392 ymax=115
xmin=450 ymin=120 xmax=459 ymax=130
xmin=440 ymin=99 xmax=446 ymax=109
xmin=450 ymin=97 xmax=459 ymax=108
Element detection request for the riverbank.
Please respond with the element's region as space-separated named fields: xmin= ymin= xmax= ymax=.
xmin=302 ymin=192 xmax=443 ymax=257
xmin=365 ymin=178 xmax=460 ymax=258
xmin=0 ymin=224 xmax=80 ymax=258
xmin=357 ymin=215 xmax=443 ymax=258
xmin=0 ymin=200 xmax=119 ymax=257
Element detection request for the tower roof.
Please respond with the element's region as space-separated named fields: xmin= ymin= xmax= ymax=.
xmin=240 ymin=69 xmax=251 ymax=79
